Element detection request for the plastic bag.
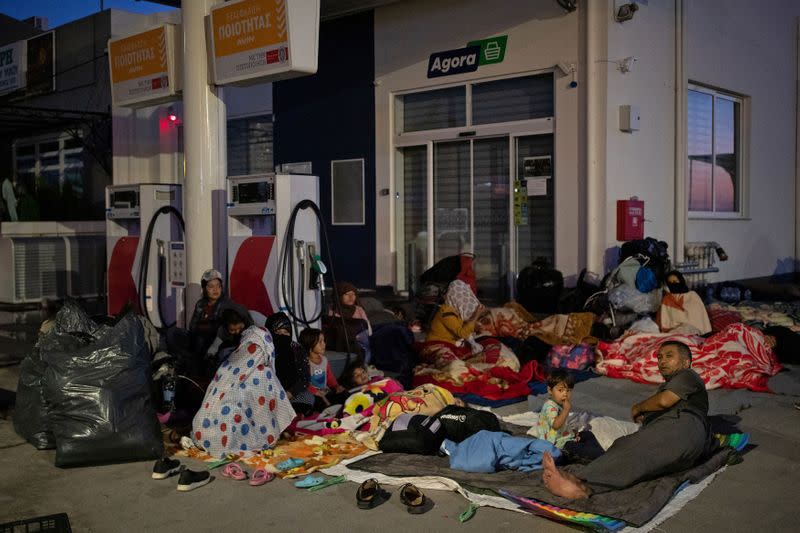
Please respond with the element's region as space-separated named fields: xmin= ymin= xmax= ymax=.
xmin=13 ymin=300 xmax=103 ymax=449
xmin=608 ymin=284 xmax=661 ymax=315
xmin=13 ymin=350 xmax=56 ymax=449
xmin=43 ymin=314 xmax=162 ymax=467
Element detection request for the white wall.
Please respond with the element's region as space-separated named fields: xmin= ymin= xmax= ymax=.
xmin=685 ymin=0 xmax=799 ymax=279
xmin=373 ymin=0 xmax=581 ymax=286
xmin=604 ymin=0 xmax=677 ymax=268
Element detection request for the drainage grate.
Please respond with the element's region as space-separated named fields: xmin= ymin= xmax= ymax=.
xmin=0 ymin=513 xmax=71 ymax=533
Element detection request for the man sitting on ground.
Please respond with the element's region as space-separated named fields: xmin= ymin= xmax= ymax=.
xmin=542 ymin=340 xmax=715 ymax=499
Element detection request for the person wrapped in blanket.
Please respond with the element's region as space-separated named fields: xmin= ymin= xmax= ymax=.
xmin=657 ymin=270 xmax=712 ymax=335
xmin=298 ymin=328 xmax=347 ymax=412
xmin=191 ymin=325 xmax=296 ymax=457
xmin=326 ymin=282 xmax=373 ymax=363
xmin=421 ymin=280 xmax=486 ymax=367
xmin=541 ymin=341 xmax=717 ymax=499
xmin=266 ymin=312 xmax=316 ymax=416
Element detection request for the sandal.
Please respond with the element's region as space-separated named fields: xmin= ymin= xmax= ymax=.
xmin=276 ymin=458 xmax=305 ymax=471
xmin=356 ymin=478 xmax=388 ymax=509
xmin=221 ymin=463 xmax=248 ymax=481
xmin=294 ymin=475 xmax=325 ymax=488
xmin=400 ymin=483 xmax=433 ymax=514
xmin=249 ymin=468 xmax=275 ymax=486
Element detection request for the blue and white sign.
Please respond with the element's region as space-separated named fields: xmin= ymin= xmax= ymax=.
xmin=427 ymin=45 xmax=480 ymax=78
xmin=0 ymin=41 xmax=25 ymax=96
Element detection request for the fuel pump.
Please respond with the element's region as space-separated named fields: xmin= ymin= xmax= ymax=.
xmin=106 ymin=184 xmax=186 ymax=328
xmin=227 ymin=174 xmax=322 ymax=328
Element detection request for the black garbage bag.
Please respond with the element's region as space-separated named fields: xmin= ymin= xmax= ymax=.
xmin=516 ymin=258 xmax=564 ymax=314
xmin=43 ymin=314 xmax=162 ymax=467
xmin=13 ymin=350 xmax=55 ymax=449
xmin=13 ymin=300 xmax=103 ymax=450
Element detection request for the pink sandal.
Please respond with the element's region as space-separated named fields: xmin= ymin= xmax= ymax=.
xmin=221 ymin=463 xmax=248 ymax=481
xmin=249 ymin=468 xmax=275 ymax=486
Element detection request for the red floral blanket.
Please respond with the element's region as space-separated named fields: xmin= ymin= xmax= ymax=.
xmin=595 ymin=323 xmax=782 ymax=392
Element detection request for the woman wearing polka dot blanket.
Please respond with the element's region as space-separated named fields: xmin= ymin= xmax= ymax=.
xmin=192 ymin=326 xmax=296 ymax=458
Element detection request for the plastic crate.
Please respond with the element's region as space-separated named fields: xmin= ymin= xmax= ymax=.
xmin=0 ymin=513 xmax=71 ymax=533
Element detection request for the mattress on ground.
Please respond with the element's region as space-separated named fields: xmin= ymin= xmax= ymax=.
xmin=348 ymin=446 xmax=732 ymax=527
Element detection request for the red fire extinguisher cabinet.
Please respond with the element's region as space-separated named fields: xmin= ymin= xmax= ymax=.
xmin=616 ymin=197 xmax=644 ymax=241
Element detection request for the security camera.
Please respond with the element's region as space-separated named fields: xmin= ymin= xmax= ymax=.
xmin=616 ymin=2 xmax=639 ymax=22
xmin=618 ymin=56 xmax=637 ymax=73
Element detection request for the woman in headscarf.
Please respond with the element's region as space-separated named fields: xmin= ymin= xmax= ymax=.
xmin=265 ymin=312 xmax=315 ymax=415
xmin=192 ymin=326 xmax=296 ymax=457
xmin=419 ymin=280 xmax=486 ymax=368
xmin=326 ymin=281 xmax=373 ymax=363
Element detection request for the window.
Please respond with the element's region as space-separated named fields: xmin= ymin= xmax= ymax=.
xmin=331 ymin=159 xmax=365 ymax=225
xmin=396 ymin=86 xmax=466 ymax=133
xmin=688 ymin=84 xmax=745 ymax=215
xmin=12 ymin=133 xmax=94 ymax=221
xmin=395 ymin=73 xmax=553 ymax=135
xmin=227 ymin=114 xmax=273 ymax=176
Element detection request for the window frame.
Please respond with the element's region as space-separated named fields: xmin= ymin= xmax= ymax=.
xmin=226 ymin=113 xmax=274 ymax=177
xmin=12 ymin=131 xmax=85 ymax=194
xmin=687 ymin=82 xmax=749 ymax=219
xmin=393 ymin=70 xmax=555 ymax=141
xmin=330 ymin=158 xmax=366 ymax=226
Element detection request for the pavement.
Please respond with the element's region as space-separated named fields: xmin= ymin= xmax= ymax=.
xmin=1 ymin=354 xmax=799 ymax=532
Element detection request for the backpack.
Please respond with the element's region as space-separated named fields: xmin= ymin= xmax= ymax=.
xmin=432 ymin=405 xmax=501 ymax=443
xmin=516 ymin=257 xmax=564 ymax=314
xmin=619 ymin=238 xmax=671 ymax=282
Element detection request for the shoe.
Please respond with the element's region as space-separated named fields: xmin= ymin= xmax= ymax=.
xmin=249 ymin=468 xmax=275 ymax=486
xmin=400 ymin=483 xmax=433 ymax=514
xmin=221 ymin=463 xmax=248 ymax=481
xmin=356 ymin=478 xmax=387 ymax=509
xmin=294 ymin=475 xmax=326 ymax=488
xmin=151 ymin=457 xmax=181 ymax=480
xmin=276 ymin=458 xmax=305 ymax=471
xmin=177 ymin=469 xmax=211 ymax=492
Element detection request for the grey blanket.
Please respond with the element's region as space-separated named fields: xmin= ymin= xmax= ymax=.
xmin=349 ymin=446 xmax=732 ymax=527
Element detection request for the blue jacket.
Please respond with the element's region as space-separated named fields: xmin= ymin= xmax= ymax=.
xmin=442 ymin=430 xmax=561 ymax=473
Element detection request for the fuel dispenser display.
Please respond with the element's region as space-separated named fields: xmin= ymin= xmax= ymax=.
xmin=106 ymin=184 xmax=185 ymax=328
xmin=227 ymin=174 xmax=321 ymax=327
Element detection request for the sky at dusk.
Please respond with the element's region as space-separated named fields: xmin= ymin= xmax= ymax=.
xmin=0 ymin=0 xmax=176 ymax=29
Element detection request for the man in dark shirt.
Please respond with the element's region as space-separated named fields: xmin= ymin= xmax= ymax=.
xmin=542 ymin=340 xmax=714 ymax=499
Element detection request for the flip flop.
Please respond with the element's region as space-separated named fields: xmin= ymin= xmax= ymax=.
xmin=221 ymin=463 xmax=248 ymax=481
xmin=307 ymin=475 xmax=346 ymax=492
xmin=249 ymin=468 xmax=275 ymax=486
xmin=277 ymin=458 xmax=305 ymax=471
xmin=294 ymin=475 xmax=325 ymax=488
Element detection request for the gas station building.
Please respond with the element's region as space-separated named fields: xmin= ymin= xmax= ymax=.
xmin=1 ymin=0 xmax=799 ymax=319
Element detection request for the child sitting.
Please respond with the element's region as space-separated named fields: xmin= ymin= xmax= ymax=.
xmin=535 ymin=369 xmax=604 ymax=461
xmin=534 ymin=369 xmax=577 ymax=448
xmin=299 ymin=328 xmax=346 ymax=411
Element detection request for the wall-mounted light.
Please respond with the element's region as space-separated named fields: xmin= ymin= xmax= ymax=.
xmin=167 ymin=106 xmax=180 ymax=124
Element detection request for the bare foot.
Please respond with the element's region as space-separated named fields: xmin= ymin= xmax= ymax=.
xmin=541 ymin=452 xmax=591 ymax=499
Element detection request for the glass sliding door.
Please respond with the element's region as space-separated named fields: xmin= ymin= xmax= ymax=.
xmin=472 ymin=137 xmax=510 ymax=302
xmin=433 ymin=140 xmax=471 ymax=263
xmin=514 ymin=134 xmax=555 ymax=271
xmin=395 ymin=145 xmax=428 ymax=292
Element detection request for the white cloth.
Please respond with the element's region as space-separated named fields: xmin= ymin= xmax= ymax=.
xmin=2 ymin=179 xmax=17 ymax=221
